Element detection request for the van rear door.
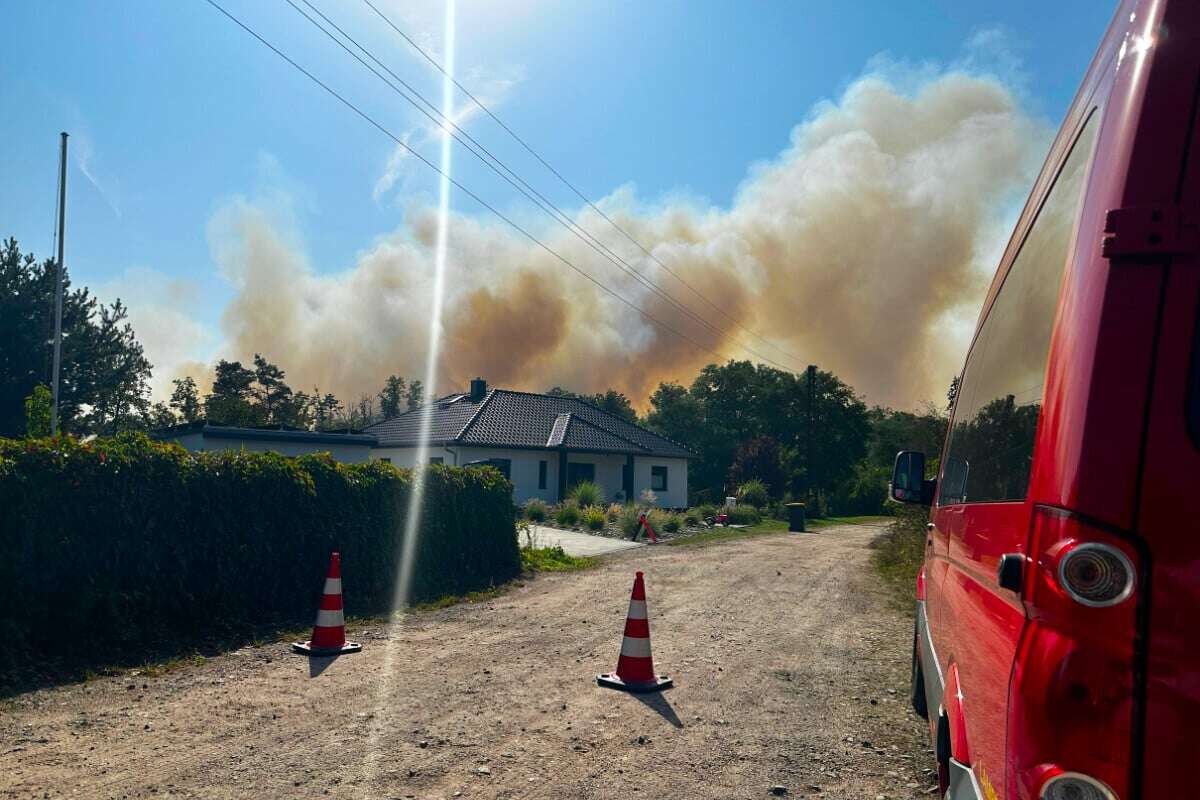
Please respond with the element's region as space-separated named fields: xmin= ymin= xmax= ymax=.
xmin=1132 ymin=79 xmax=1200 ymax=800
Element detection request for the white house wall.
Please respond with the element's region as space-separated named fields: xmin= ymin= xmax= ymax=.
xmin=368 ymin=446 xmax=690 ymax=508
xmin=370 ymin=445 xmax=455 ymax=468
xmin=634 ymin=457 xmax=689 ymax=508
xmin=370 ymin=446 xmax=558 ymax=505
xmin=454 ymin=447 xmax=558 ymax=505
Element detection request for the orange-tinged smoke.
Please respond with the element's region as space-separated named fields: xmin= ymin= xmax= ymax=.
xmin=193 ymin=67 xmax=1048 ymax=411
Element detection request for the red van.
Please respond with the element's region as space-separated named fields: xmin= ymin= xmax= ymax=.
xmin=890 ymin=1 xmax=1200 ymax=798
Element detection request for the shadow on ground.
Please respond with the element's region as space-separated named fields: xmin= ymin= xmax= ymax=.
xmin=632 ymin=689 xmax=683 ymax=728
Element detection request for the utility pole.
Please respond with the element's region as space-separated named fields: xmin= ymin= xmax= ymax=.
xmin=806 ymin=364 xmax=816 ymax=505
xmin=50 ymin=132 xmax=68 ymax=436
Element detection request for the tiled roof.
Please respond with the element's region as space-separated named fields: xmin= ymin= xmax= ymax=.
xmin=560 ymin=417 xmax=646 ymax=453
xmin=365 ymin=388 xmax=693 ymax=458
xmin=364 ymin=393 xmax=481 ymax=444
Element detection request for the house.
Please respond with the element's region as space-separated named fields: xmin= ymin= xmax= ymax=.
xmin=366 ymin=379 xmax=693 ymax=507
xmin=155 ymin=421 xmax=377 ymax=463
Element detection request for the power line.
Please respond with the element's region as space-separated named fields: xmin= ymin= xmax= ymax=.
xmin=360 ymin=0 xmax=805 ymax=368
xmin=200 ymin=0 xmax=746 ymax=366
xmin=284 ymin=0 xmax=796 ymax=372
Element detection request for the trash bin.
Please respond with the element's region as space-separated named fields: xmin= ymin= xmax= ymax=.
xmin=786 ymin=502 xmax=806 ymax=533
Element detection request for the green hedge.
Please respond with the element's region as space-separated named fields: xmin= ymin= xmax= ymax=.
xmin=0 ymin=433 xmax=519 ymax=686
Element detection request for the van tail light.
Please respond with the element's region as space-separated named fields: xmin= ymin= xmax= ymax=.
xmin=1040 ymin=771 xmax=1119 ymax=800
xmin=1007 ymin=507 xmax=1140 ymax=800
xmin=916 ymin=564 xmax=926 ymax=601
xmin=1058 ymin=543 xmax=1135 ymax=607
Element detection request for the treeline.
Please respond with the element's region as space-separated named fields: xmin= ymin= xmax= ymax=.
xmin=171 ymin=359 xmax=425 ymax=431
xmin=640 ymin=361 xmax=948 ymax=515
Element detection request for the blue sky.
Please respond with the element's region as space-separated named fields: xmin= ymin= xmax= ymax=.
xmin=1 ymin=1 xmax=1114 ymax=403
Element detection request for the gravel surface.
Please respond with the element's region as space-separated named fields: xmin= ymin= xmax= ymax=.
xmin=1 ymin=523 xmax=936 ymax=799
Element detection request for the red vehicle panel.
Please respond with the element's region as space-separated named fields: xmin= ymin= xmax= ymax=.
xmin=894 ymin=1 xmax=1200 ymax=797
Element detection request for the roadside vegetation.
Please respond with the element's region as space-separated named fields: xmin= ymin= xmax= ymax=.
xmin=517 ymin=521 xmax=595 ymax=573
xmin=520 ymin=546 xmax=594 ymax=573
xmin=869 ymin=505 xmax=930 ymax=611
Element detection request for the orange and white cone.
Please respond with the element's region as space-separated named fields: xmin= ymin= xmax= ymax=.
xmin=292 ymin=552 xmax=362 ymax=656
xmin=597 ymin=571 xmax=672 ymax=693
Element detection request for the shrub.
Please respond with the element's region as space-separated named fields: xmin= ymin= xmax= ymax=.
xmin=524 ymin=498 xmax=548 ymax=522
xmin=737 ymin=479 xmax=770 ymax=509
xmin=727 ymin=506 xmax=761 ymax=525
xmin=583 ymin=506 xmax=607 ymax=531
xmin=639 ymin=488 xmax=658 ymax=507
xmin=696 ymin=503 xmax=717 ymax=521
xmin=568 ymin=480 xmax=602 ymax=507
xmin=0 ymin=433 xmax=520 ymax=686
xmin=521 ymin=545 xmax=592 ymax=573
xmin=23 ymin=385 xmax=51 ymax=438
xmin=618 ymin=504 xmax=644 ymax=538
xmin=644 ymin=508 xmax=670 ymax=536
xmin=662 ymin=512 xmax=683 ymax=533
xmin=683 ymin=509 xmax=700 ymax=527
xmin=555 ymin=501 xmax=581 ymax=527
xmin=605 ymin=502 xmax=623 ymax=521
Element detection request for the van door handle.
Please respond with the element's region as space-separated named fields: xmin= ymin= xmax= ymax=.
xmin=998 ymin=554 xmax=1024 ymax=593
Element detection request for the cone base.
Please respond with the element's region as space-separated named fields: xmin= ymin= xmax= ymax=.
xmin=291 ymin=640 xmax=363 ymax=656
xmin=596 ymin=672 xmax=673 ymax=693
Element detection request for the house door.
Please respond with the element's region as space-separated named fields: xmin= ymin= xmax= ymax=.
xmin=566 ymin=462 xmax=594 ymax=491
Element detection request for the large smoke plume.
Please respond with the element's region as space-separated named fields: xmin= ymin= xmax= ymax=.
xmin=194 ymin=65 xmax=1047 ymax=410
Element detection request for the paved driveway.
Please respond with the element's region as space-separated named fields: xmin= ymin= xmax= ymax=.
xmin=528 ymin=524 xmax=646 ymax=556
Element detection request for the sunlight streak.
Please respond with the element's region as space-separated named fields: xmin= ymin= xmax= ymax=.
xmin=359 ymin=1 xmax=456 ymax=792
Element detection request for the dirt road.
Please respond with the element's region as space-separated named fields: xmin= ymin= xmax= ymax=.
xmin=1 ymin=523 xmax=935 ymax=799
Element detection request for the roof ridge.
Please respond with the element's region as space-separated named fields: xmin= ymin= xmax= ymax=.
xmin=488 ymin=387 xmax=695 ymax=457
xmin=454 ymin=388 xmax=498 ymax=442
xmin=563 ymin=409 xmax=648 ymax=451
xmin=563 ymin=394 xmax=696 ymax=457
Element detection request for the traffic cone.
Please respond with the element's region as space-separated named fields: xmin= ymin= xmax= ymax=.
xmin=597 ymin=571 xmax=672 ymax=693
xmin=292 ymin=552 xmax=362 ymax=656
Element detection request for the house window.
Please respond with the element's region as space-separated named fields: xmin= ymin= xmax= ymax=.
xmin=651 ymin=466 xmax=668 ymax=491
xmin=378 ymin=457 xmax=392 ymax=464
xmin=538 ymin=460 xmax=548 ymax=490
xmin=429 ymin=456 xmax=444 ymax=465
xmin=566 ymin=462 xmax=595 ymax=489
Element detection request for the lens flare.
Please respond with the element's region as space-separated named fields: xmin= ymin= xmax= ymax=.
xmin=359 ymin=1 xmax=456 ymax=792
